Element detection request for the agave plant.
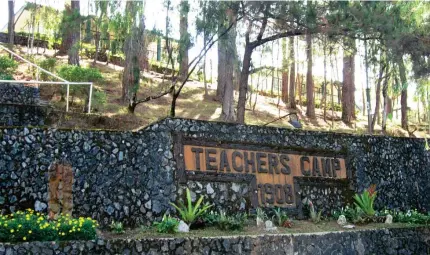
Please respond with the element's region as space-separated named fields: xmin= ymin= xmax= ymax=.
xmin=170 ymin=188 xmax=213 ymax=225
xmin=353 ymin=185 xmax=377 ymax=216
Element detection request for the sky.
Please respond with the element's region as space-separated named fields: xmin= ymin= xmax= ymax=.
xmin=0 ymin=0 xmax=419 ymax=113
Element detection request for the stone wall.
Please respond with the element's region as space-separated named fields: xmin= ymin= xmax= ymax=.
xmin=0 ymin=83 xmax=40 ymax=105
xmin=0 ymin=104 xmax=46 ymax=126
xmin=0 ymin=118 xmax=429 ymax=228
xmin=0 ymin=33 xmax=49 ymax=48
xmin=0 ymin=83 xmax=46 ymax=126
xmin=0 ymin=226 xmax=429 ymax=255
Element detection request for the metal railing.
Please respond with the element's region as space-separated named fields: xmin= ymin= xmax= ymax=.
xmin=0 ymin=44 xmax=93 ymax=113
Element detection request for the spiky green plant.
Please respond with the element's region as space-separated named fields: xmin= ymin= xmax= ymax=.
xmin=353 ymin=185 xmax=377 ymax=216
xmin=170 ymin=188 xmax=212 ymax=224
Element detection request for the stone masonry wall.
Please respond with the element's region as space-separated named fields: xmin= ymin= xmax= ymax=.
xmin=0 ymin=83 xmax=40 ymax=105
xmin=0 ymin=118 xmax=429 ymax=228
xmin=0 ymin=226 xmax=429 ymax=255
xmin=0 ymin=83 xmax=46 ymax=126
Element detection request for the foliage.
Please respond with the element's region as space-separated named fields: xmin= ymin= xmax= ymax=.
xmin=255 ymin=208 xmax=268 ymax=221
xmin=153 ymin=214 xmax=180 ymax=234
xmin=382 ymin=209 xmax=430 ymax=225
xmin=308 ymin=201 xmax=322 ymax=224
xmin=0 ymin=74 xmax=14 ymax=80
xmin=0 ymin=56 xmax=18 ymax=76
xmin=57 ymin=65 xmax=103 ymax=83
xmin=0 ymin=209 xmax=98 ymax=242
xmin=91 ymin=89 xmax=108 ymax=112
xmin=332 ymin=206 xmax=367 ymax=224
xmin=201 ymin=211 xmax=219 ymax=227
xmin=353 ymin=185 xmax=377 ymax=216
xmin=271 ymin=208 xmax=290 ymax=227
xmin=109 ymin=221 xmax=124 ymax=234
xmin=216 ymin=211 xmax=247 ymax=231
xmin=38 ymin=58 xmax=57 ymax=81
xmin=170 ymin=188 xmax=212 ymax=225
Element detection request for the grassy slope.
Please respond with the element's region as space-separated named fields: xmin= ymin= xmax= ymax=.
xmin=4 ymin=47 xmax=429 ymax=137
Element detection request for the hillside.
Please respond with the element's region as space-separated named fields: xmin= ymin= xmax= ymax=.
xmin=3 ymin=46 xmax=429 ymax=138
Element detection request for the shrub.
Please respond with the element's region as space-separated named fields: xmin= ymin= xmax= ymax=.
xmin=216 ymin=211 xmax=247 ymax=231
xmin=170 ymin=188 xmax=212 ymax=225
xmin=0 ymin=73 xmax=14 ymax=80
xmin=57 ymin=65 xmax=103 ymax=83
xmin=57 ymin=65 xmax=105 ymax=111
xmin=153 ymin=214 xmax=180 ymax=234
xmin=309 ymin=201 xmax=322 ymax=224
xmin=353 ymin=184 xmax=377 ymax=216
xmin=38 ymin=58 xmax=57 ymax=81
xmin=255 ymin=208 xmax=268 ymax=221
xmin=201 ymin=211 xmax=219 ymax=227
xmin=332 ymin=206 xmax=366 ymax=224
xmin=271 ymin=208 xmax=291 ymax=227
xmin=387 ymin=209 xmax=430 ymax=225
xmin=0 ymin=56 xmax=18 ymax=76
xmin=0 ymin=209 xmax=98 ymax=242
xmin=109 ymin=221 xmax=124 ymax=234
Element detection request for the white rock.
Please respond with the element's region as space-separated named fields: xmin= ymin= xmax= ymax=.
xmin=177 ymin=221 xmax=189 ymax=233
xmin=256 ymin=217 xmax=264 ymax=227
xmin=231 ymin=183 xmax=240 ymax=192
xmin=385 ymin=214 xmax=393 ymax=224
xmin=34 ymin=200 xmax=47 ymax=212
xmin=264 ymin=220 xmax=277 ymax=231
xmin=343 ymin=224 xmax=355 ymax=229
xmin=337 ymin=215 xmax=347 ymax=225
xmin=206 ymin=183 xmax=214 ymax=195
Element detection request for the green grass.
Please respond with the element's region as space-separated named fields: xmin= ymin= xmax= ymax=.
xmin=100 ymin=220 xmax=426 ymax=240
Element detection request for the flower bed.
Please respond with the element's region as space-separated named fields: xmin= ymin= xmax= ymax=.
xmin=0 ymin=209 xmax=98 ymax=242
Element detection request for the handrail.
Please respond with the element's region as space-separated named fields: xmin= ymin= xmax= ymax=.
xmin=0 ymin=80 xmax=92 ymax=85
xmin=0 ymin=44 xmax=67 ymax=82
xmin=0 ymin=44 xmax=93 ymax=113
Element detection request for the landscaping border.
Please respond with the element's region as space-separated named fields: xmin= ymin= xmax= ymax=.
xmin=0 ymin=226 xmax=429 ymax=255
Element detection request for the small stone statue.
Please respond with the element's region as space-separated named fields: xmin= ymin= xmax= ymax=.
xmin=385 ymin=214 xmax=393 ymax=224
xmin=265 ymin=220 xmax=277 ymax=231
xmin=337 ymin=215 xmax=347 ymax=225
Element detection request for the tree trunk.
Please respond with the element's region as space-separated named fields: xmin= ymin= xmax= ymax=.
xmin=236 ymin=44 xmax=252 ymax=124
xmin=121 ymin=2 xmax=141 ymax=105
xmin=281 ymin=38 xmax=288 ymax=103
xmin=8 ymin=0 xmax=14 ymax=51
xmin=397 ymin=56 xmax=408 ymax=130
xmin=203 ymin=34 xmax=208 ymax=96
xmin=371 ymin=62 xmax=386 ymax=132
xmin=323 ymin=37 xmax=327 ymax=121
xmin=305 ymin=32 xmax=315 ymax=118
xmin=137 ymin=12 xmax=147 ymax=70
xmin=220 ymin=8 xmax=236 ymax=122
xmin=289 ymin=36 xmax=296 ymax=109
xmin=68 ymin=1 xmax=80 ymax=66
xmin=93 ymin=31 xmax=100 ymax=64
xmin=342 ymin=39 xmax=356 ymax=123
xmin=217 ymin=38 xmax=226 ymax=101
xmin=29 ymin=1 xmax=36 ymax=56
xmin=179 ymin=0 xmax=189 ymax=81
xmin=364 ymin=39 xmax=372 ymax=133
xmin=382 ymin=73 xmax=389 ymax=133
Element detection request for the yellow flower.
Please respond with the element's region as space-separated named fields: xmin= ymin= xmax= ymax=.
xmin=23 ymin=237 xmax=26 ymax=241
xmin=10 ymin=229 xmax=14 ymax=233
xmin=18 ymin=224 xmax=22 ymax=228
xmin=28 ymin=230 xmax=32 ymax=234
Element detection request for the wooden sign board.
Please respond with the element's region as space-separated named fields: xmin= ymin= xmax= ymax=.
xmin=183 ymin=145 xmax=347 ymax=208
